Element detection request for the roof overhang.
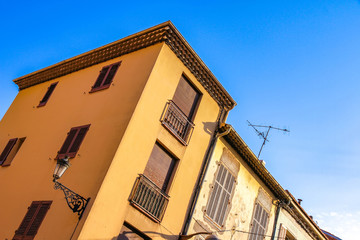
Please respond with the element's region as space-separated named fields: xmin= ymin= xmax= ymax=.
xmin=220 ymin=124 xmax=327 ymax=240
xmin=220 ymin=124 xmax=289 ymax=201
xmin=13 ymin=21 xmax=236 ymax=110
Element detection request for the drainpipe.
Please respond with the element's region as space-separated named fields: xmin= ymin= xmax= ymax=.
xmin=180 ymin=107 xmax=230 ymax=238
xmin=270 ymin=200 xmax=290 ymax=240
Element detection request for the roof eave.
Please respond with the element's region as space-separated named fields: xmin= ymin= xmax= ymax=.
xmin=13 ymin=21 xmax=236 ymax=110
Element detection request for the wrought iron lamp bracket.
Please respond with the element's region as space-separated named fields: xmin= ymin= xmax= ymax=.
xmin=54 ymin=180 xmax=90 ymax=220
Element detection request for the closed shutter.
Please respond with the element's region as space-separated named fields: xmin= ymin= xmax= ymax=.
xmin=93 ymin=66 xmax=109 ymax=89
xmin=103 ymin=63 xmax=120 ymax=86
xmin=58 ymin=129 xmax=77 ymax=156
xmin=143 ymin=143 xmax=177 ymax=192
xmin=206 ymin=164 xmax=235 ymax=226
xmin=91 ymin=62 xmax=121 ymax=92
xmin=2 ymin=137 xmax=26 ymax=166
xmin=0 ymin=138 xmax=18 ymax=165
xmin=13 ymin=201 xmax=52 ymax=240
xmin=38 ymin=82 xmax=58 ymax=107
xmin=249 ymin=203 xmax=269 ymax=240
xmin=172 ymin=76 xmax=200 ymax=119
xmin=57 ymin=125 xmax=90 ymax=159
xmin=278 ymin=224 xmax=287 ymax=240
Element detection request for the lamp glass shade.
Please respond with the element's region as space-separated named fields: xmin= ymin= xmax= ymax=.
xmin=53 ymin=157 xmax=70 ymax=180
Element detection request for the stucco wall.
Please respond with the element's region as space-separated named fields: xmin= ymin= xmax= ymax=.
xmin=189 ymin=138 xmax=277 ymax=240
xmin=78 ymin=43 xmax=221 ymax=239
xmin=0 ymin=43 xmax=163 ymax=239
xmin=276 ymin=208 xmax=315 ymax=240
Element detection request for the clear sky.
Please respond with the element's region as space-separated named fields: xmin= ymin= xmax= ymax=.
xmin=1 ymin=1 xmax=359 ymax=239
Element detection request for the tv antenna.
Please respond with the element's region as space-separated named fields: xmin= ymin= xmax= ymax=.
xmin=247 ymin=120 xmax=290 ymax=158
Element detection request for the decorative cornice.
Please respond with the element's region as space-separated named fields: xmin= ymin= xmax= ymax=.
xmin=221 ymin=124 xmax=326 ymax=240
xmin=220 ymin=124 xmax=289 ymax=201
xmin=13 ymin=21 xmax=236 ymax=110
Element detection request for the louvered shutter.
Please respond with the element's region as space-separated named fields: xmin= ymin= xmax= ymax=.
xmin=103 ymin=63 xmax=120 ymax=86
xmin=13 ymin=201 xmax=52 ymax=240
xmin=57 ymin=129 xmax=77 ymax=159
xmin=38 ymin=82 xmax=58 ymax=107
xmin=68 ymin=127 xmax=89 ymax=156
xmin=172 ymin=76 xmax=200 ymax=119
xmin=57 ymin=125 xmax=90 ymax=159
xmin=249 ymin=203 xmax=269 ymax=240
xmin=93 ymin=66 xmax=109 ymax=89
xmin=0 ymin=138 xmax=17 ymax=165
xmin=91 ymin=61 xmax=121 ymax=92
xmin=278 ymin=224 xmax=287 ymax=240
xmin=206 ymin=164 xmax=235 ymax=227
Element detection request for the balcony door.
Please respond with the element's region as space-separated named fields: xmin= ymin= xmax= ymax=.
xmin=143 ymin=143 xmax=177 ymax=192
xmin=172 ymin=76 xmax=200 ymax=121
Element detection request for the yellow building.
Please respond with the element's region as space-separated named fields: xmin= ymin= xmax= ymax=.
xmin=183 ymin=124 xmax=327 ymax=240
xmin=0 ymin=21 xmax=328 ymax=240
xmin=0 ymin=21 xmax=236 ymax=239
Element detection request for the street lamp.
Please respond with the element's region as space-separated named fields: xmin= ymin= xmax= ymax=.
xmin=53 ymin=156 xmax=90 ymax=220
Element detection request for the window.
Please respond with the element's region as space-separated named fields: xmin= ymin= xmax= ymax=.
xmin=249 ymin=202 xmax=269 ymax=240
xmin=205 ymin=164 xmax=235 ymax=227
xmin=129 ymin=143 xmax=175 ymax=222
xmin=278 ymin=224 xmax=287 ymax=240
xmin=161 ymin=76 xmax=200 ymax=145
xmin=13 ymin=201 xmax=52 ymax=240
xmin=118 ymin=222 xmax=151 ymax=240
xmin=172 ymin=75 xmax=200 ymax=121
xmin=143 ymin=143 xmax=177 ymax=192
xmin=278 ymin=224 xmax=296 ymax=240
xmin=38 ymin=82 xmax=58 ymax=107
xmin=56 ymin=125 xmax=90 ymax=159
xmin=0 ymin=137 xmax=26 ymax=166
xmin=90 ymin=61 xmax=121 ymax=92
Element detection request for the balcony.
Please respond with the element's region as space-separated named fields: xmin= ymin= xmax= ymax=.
xmin=160 ymin=100 xmax=195 ymax=145
xmin=129 ymin=174 xmax=169 ymax=222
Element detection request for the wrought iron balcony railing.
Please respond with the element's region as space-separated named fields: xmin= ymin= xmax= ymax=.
xmin=160 ymin=100 xmax=195 ymax=145
xmin=129 ymin=174 xmax=169 ymax=222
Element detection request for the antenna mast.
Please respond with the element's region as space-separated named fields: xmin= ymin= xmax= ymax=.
xmin=247 ymin=120 xmax=289 ymax=158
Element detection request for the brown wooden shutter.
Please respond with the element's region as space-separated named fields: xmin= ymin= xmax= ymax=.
xmin=2 ymin=137 xmax=25 ymax=167
xmin=0 ymin=138 xmax=18 ymax=165
xmin=103 ymin=63 xmax=120 ymax=86
xmin=57 ymin=125 xmax=90 ymax=159
xmin=58 ymin=129 xmax=77 ymax=157
xmin=93 ymin=66 xmax=109 ymax=89
xmin=278 ymin=224 xmax=287 ymax=240
xmin=91 ymin=61 xmax=121 ymax=92
xmin=143 ymin=143 xmax=177 ymax=192
xmin=172 ymin=76 xmax=200 ymax=119
xmin=13 ymin=201 xmax=52 ymax=240
xmin=38 ymin=82 xmax=58 ymax=107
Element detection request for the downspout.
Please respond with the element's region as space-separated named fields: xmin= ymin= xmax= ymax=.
xmin=180 ymin=106 xmax=230 ymax=238
xmin=270 ymin=200 xmax=290 ymax=240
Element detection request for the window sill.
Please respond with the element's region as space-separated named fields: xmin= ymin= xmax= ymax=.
xmin=89 ymin=84 xmax=111 ymax=93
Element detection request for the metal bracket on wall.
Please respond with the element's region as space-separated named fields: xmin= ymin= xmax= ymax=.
xmin=54 ymin=181 xmax=90 ymax=220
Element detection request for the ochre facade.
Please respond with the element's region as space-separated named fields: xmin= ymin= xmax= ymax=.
xmin=0 ymin=22 xmax=328 ymax=240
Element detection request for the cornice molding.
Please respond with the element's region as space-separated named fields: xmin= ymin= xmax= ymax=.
xmin=221 ymin=124 xmax=289 ymax=201
xmin=13 ymin=21 xmax=236 ymax=110
xmin=221 ymin=125 xmax=326 ymax=240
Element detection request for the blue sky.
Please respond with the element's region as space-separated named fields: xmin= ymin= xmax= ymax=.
xmin=1 ymin=1 xmax=359 ymax=239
